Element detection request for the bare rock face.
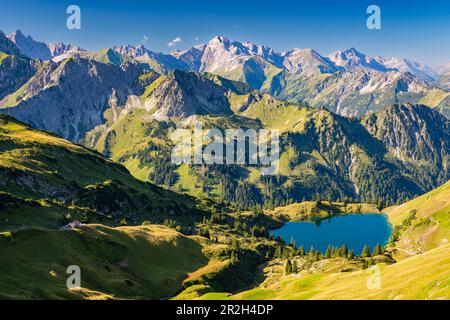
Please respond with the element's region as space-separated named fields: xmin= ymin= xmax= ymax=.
xmin=327 ymin=48 xmax=391 ymax=72
xmin=6 ymin=30 xmax=51 ymax=60
xmin=0 ymin=32 xmax=35 ymax=100
xmin=113 ymin=44 xmax=190 ymax=73
xmin=7 ymin=30 xmax=84 ymax=61
xmin=142 ymin=70 xmax=232 ymax=119
xmin=162 ymin=37 xmax=450 ymax=119
xmin=363 ymin=104 xmax=449 ymax=163
xmin=274 ymin=69 xmax=431 ymax=118
xmin=0 ymin=57 xmax=143 ymax=141
xmin=282 ymin=48 xmax=340 ymax=76
xmin=171 ymin=44 xmax=206 ymax=71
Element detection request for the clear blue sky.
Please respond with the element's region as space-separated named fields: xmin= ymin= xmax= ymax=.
xmin=1 ymin=0 xmax=450 ymax=64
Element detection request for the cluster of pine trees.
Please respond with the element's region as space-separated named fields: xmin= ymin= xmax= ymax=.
xmin=271 ymin=241 xmax=386 ymax=275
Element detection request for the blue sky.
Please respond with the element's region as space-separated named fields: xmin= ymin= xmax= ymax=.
xmin=1 ymin=0 xmax=450 ymax=64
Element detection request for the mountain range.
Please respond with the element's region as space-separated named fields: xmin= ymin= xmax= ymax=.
xmin=0 ymin=28 xmax=449 ymax=300
xmin=0 ymin=29 xmax=449 ymax=209
xmin=9 ymin=30 xmax=450 ymax=119
xmin=6 ymin=30 xmax=84 ymax=61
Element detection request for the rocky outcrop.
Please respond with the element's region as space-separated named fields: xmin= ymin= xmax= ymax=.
xmin=0 ymin=57 xmax=143 ymax=141
xmin=0 ymin=32 xmax=35 ymax=100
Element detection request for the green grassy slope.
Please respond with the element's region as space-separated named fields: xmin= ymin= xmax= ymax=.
xmin=184 ymin=181 xmax=450 ymax=300
xmin=0 ymin=113 xmax=246 ymax=300
xmin=0 ymin=224 xmax=209 ymax=299
xmin=226 ymin=243 xmax=449 ymax=300
xmin=0 ymin=114 xmax=206 ymax=230
xmin=384 ymin=180 xmax=450 ymax=259
xmin=262 ymin=201 xmax=380 ymax=221
xmin=80 ymin=48 xmax=136 ymax=65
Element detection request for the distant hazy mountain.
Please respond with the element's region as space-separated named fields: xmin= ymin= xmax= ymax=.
xmin=171 ymin=44 xmax=207 ymax=71
xmin=375 ymin=56 xmax=439 ymax=82
xmin=271 ymin=69 xmax=434 ymax=117
xmin=163 ymin=37 xmax=450 ymax=117
xmin=327 ymin=48 xmax=391 ymax=72
xmin=281 ymin=48 xmax=340 ymax=76
xmin=7 ymin=30 xmax=84 ymax=60
xmin=112 ymin=44 xmax=190 ymax=73
xmin=7 ymin=30 xmax=448 ymax=118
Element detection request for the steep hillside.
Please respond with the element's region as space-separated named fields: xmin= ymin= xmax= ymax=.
xmin=0 ymin=114 xmax=205 ymax=230
xmin=384 ymin=180 xmax=450 ymax=259
xmin=0 ymin=57 xmax=144 ymax=141
xmin=328 ymin=48 xmax=391 ymax=72
xmin=0 ymin=113 xmax=260 ymax=300
xmin=113 ymin=45 xmax=190 ymax=74
xmin=281 ymin=48 xmax=339 ymax=76
xmin=79 ymin=48 xmax=137 ymax=65
xmin=83 ymin=71 xmax=449 ymax=208
xmin=0 ymin=224 xmax=209 ymax=299
xmin=362 ymin=104 xmax=449 ymax=191
xmin=271 ymin=70 xmax=432 ymax=118
xmin=187 ymin=181 xmax=450 ymax=300
xmin=225 ymin=243 xmax=449 ymax=300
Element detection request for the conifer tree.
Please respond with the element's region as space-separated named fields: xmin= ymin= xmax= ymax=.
xmin=347 ymin=249 xmax=355 ymax=259
xmin=362 ymin=245 xmax=371 ymax=257
xmin=290 ymin=238 xmax=296 ymax=248
xmin=285 ymin=259 xmax=292 ymax=275
xmin=289 ymin=248 xmax=294 ymax=259
xmin=309 ymin=245 xmax=315 ymax=256
xmin=334 ymin=247 xmax=341 ymax=257
xmin=231 ymin=239 xmax=240 ymax=251
xmin=314 ymin=251 xmax=320 ymax=262
xmin=362 ymin=259 xmax=368 ymax=269
xmin=341 ymin=244 xmax=348 ymax=257
xmin=230 ymin=251 xmax=238 ymax=264
xmin=292 ymin=259 xmax=298 ymax=273
xmin=373 ymin=243 xmax=382 ymax=256
xmin=325 ymin=245 xmax=332 ymax=259
xmin=273 ymin=246 xmax=282 ymax=259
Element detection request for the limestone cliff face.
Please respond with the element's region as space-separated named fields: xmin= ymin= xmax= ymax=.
xmin=0 ymin=57 xmax=143 ymax=141
xmin=0 ymin=32 xmax=35 ymax=100
xmin=146 ymin=70 xmax=232 ymax=119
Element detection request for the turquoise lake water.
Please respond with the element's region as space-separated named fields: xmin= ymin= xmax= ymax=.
xmin=270 ymin=214 xmax=392 ymax=255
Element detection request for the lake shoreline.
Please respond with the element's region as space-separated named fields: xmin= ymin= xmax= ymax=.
xmin=269 ymin=213 xmax=393 ymax=255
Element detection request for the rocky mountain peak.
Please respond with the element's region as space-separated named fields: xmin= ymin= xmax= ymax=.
xmin=7 ymin=30 xmax=83 ymax=61
xmin=328 ymin=47 xmax=389 ymax=72
xmin=0 ymin=31 xmax=23 ymax=56
xmin=143 ymin=70 xmax=232 ymax=120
